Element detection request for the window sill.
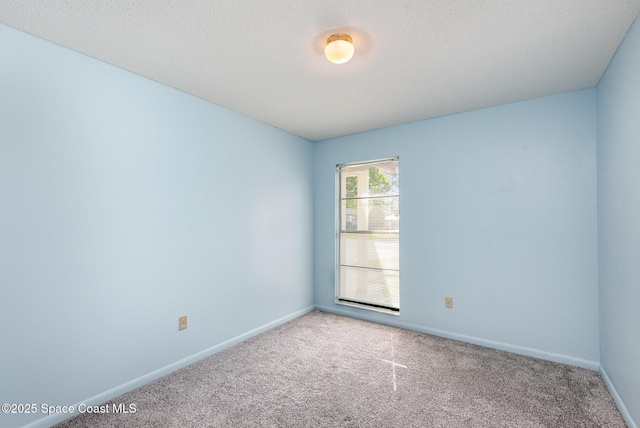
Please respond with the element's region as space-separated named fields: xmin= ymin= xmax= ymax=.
xmin=335 ymin=299 xmax=400 ymax=316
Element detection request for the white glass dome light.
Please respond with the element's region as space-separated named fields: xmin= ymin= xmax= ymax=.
xmin=324 ymin=34 xmax=354 ymax=64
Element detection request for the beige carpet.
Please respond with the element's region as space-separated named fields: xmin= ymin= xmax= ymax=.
xmin=55 ymin=311 xmax=625 ymax=427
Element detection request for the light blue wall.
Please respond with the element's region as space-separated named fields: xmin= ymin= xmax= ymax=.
xmin=597 ymin=15 xmax=640 ymax=428
xmin=315 ymin=90 xmax=599 ymax=367
xmin=0 ymin=24 xmax=314 ymax=427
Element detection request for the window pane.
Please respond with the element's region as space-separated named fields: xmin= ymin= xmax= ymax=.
xmin=340 ymin=198 xmax=399 ymax=232
xmin=339 ymin=162 xmax=399 ymax=198
xmin=339 ymin=266 xmax=399 ymax=310
xmin=340 ymin=233 xmax=399 ymax=271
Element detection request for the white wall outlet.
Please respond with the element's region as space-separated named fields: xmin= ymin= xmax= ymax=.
xmin=179 ymin=315 xmax=188 ymax=331
xmin=445 ymin=297 xmax=453 ymax=309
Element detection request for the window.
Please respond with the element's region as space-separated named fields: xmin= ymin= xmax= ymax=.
xmin=337 ymin=158 xmax=399 ymax=313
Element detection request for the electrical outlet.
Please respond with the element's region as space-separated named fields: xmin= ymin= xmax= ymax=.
xmin=445 ymin=297 xmax=453 ymax=309
xmin=179 ymin=315 xmax=188 ymax=331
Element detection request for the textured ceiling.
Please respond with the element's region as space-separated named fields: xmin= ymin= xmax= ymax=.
xmin=1 ymin=1 xmax=639 ymax=141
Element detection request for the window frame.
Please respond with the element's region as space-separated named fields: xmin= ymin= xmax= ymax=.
xmin=335 ymin=157 xmax=400 ymax=316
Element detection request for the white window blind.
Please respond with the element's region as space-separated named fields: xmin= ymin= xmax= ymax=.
xmin=337 ymin=158 xmax=399 ymax=312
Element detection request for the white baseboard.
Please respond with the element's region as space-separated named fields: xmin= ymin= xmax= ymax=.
xmin=315 ymin=304 xmax=599 ymax=370
xmin=600 ymin=365 xmax=638 ymax=428
xmin=23 ymin=305 xmax=315 ymax=428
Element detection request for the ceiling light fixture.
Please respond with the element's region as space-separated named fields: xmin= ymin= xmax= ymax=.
xmin=324 ymin=34 xmax=354 ymax=64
